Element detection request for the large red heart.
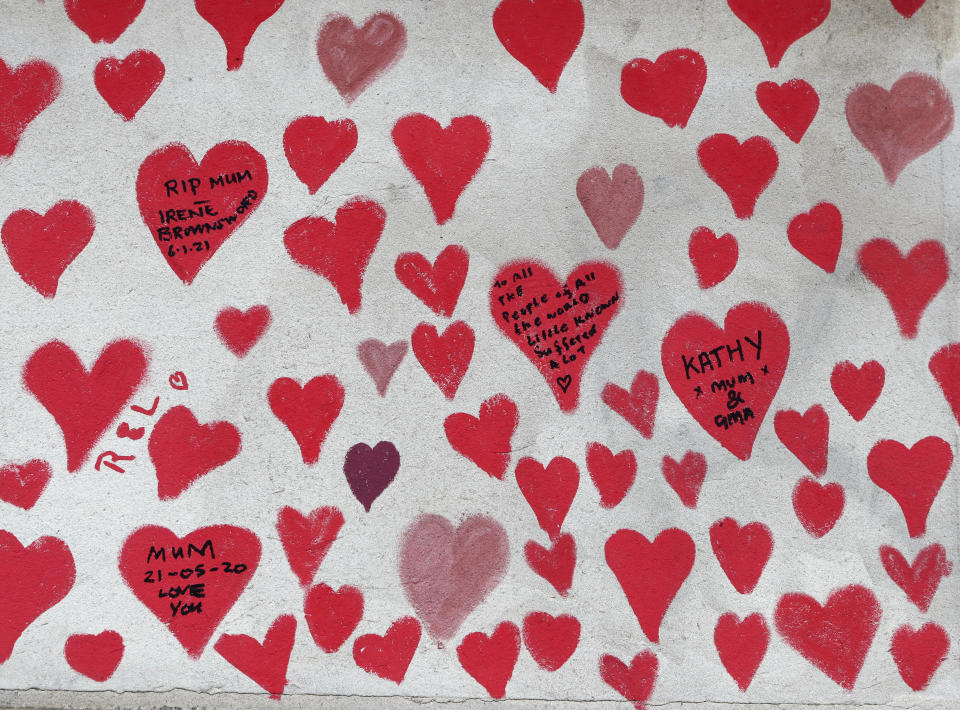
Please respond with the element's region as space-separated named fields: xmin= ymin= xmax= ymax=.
xmin=576 ymin=164 xmax=644 ymax=249
xmin=787 ymin=202 xmax=842 ymax=273
xmin=395 ymin=244 xmax=469 ymax=317
xmin=353 ymin=616 xmax=421 ymax=684
xmin=148 ymin=405 xmax=241 ymax=500
xmin=214 ymin=305 xmax=271 ymax=358
xmin=276 ymin=505 xmax=344 ymax=588
xmin=0 ymin=459 xmax=52 ymax=510
xmin=661 ymin=302 xmax=790 ymax=461
xmin=774 ymin=404 xmax=828 ymax=476
xmin=930 ymin=343 xmax=960 ymax=428
xmin=304 ymin=583 xmax=363 ymax=653
xmin=879 ymin=543 xmax=952 ymax=613
xmin=136 ymin=141 xmax=268 ymax=284
xmin=714 ymin=612 xmax=768 ymax=692
xmin=585 ymin=442 xmax=636 ymax=509
xmin=444 ymin=394 xmax=518 ymax=480
xmin=93 ymin=50 xmax=164 ymax=121
xmin=492 ymin=0 xmax=583 ymax=93
xmin=0 ymin=58 xmax=60 ymax=158
xmin=23 ymin=339 xmax=148 ymax=472
xmin=792 ymin=477 xmax=844 ymax=538
xmin=774 ymin=584 xmax=882 ymax=690
xmin=284 ymin=197 xmax=385 ymax=314
xmin=0 ymin=531 xmax=75 ymax=663
xmin=268 ymin=375 xmax=344 ymax=465
xmin=727 ymin=0 xmax=830 ymax=68
xmin=605 ymin=528 xmax=695 ymax=643
xmin=709 ymin=518 xmax=772 ymax=595
xmin=119 ymin=525 xmax=261 ymax=658
xmin=858 ymin=239 xmax=947 ymax=339
xmin=599 ymin=650 xmax=658 ymax=708
xmin=522 ymin=612 xmax=579 ymax=672
xmin=830 ymin=360 xmax=884 ymax=421
xmin=195 ymin=0 xmax=284 ymax=70
xmin=283 ymin=116 xmax=357 ymax=194
xmin=491 ymin=260 xmax=623 ymax=412
xmin=515 ymin=456 xmax=579 ymax=540
xmin=65 ymin=0 xmax=145 ymax=43
xmin=316 ymin=13 xmax=407 ymax=103
xmin=2 ymin=200 xmax=94 ymax=298
xmin=456 ymin=621 xmax=521 ymax=699
xmin=393 ymin=114 xmax=491 ymax=225
xmin=688 ymin=227 xmax=738 ymax=289
xmin=756 ymin=79 xmax=819 ymax=143
xmin=868 ymin=436 xmax=952 ymax=538
xmin=698 ymin=134 xmax=778 ymax=219
xmin=890 ymin=623 xmax=949 ymax=691
xmin=620 ymin=49 xmax=706 ymax=129
xmin=846 ymin=72 xmax=954 ymax=184
xmin=411 ymin=321 xmax=475 ymax=399
xmin=214 ymin=615 xmax=296 ymax=699
xmin=64 ymin=630 xmax=124 ymax=682
xmin=524 ymin=533 xmax=575 ymax=597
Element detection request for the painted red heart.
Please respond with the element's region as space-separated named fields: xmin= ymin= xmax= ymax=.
xmin=605 ymin=528 xmax=695 ymax=643
xmin=688 ymin=227 xmax=738 ymax=289
xmin=393 ymin=114 xmax=490 ymax=225
xmin=576 ymin=164 xmax=643 ymax=249
xmin=214 ymin=614 xmax=295 ymax=699
xmin=136 ymin=141 xmax=268 ymax=284
xmin=868 ymin=436 xmax=952 ymax=538
xmin=396 ymin=245 xmax=469 ymax=317
xmin=195 ymin=0 xmax=284 ymax=70
xmin=2 ymin=200 xmax=94 ymax=299
xmin=304 ymin=583 xmax=363 ymax=653
xmin=774 ymin=584 xmax=882 ymax=690
xmin=620 ymin=48 xmax=706 ymax=129
xmin=492 ymin=0 xmax=583 ymax=92
xmin=0 ymin=459 xmax=52 ymax=510
xmin=709 ymin=518 xmax=772 ymax=594
xmin=283 ymin=116 xmax=357 ymax=194
xmin=316 ymin=13 xmax=406 ymax=103
xmin=858 ymin=239 xmax=947 ymax=338
xmin=756 ymin=79 xmax=819 ymax=143
xmin=148 ymin=405 xmax=241 ymax=500
xmin=846 ymin=72 xmax=954 ymax=184
xmin=727 ymin=0 xmax=830 ymax=67
xmin=930 ymin=343 xmax=960 ymax=428
xmin=357 ymin=339 xmax=407 ymax=397
xmin=602 ymin=371 xmax=658 ymax=438
xmin=792 ymin=477 xmax=843 ymax=538
xmin=661 ymin=451 xmax=707 ymax=508
xmin=411 ymin=321 xmax=474 ymax=399
xmin=276 ymin=505 xmax=344 ymax=588
xmin=0 ymin=59 xmax=60 ymax=158
xmin=890 ymin=623 xmax=949 ymax=691
xmin=524 ymin=533 xmax=575 ymax=597
xmin=23 ymin=339 xmax=148 ymax=472
xmin=661 ymin=302 xmax=790 ymax=461
xmin=585 ymin=442 xmax=635 ymax=509
xmin=399 ymin=514 xmax=509 ymax=642
xmin=0 ymin=532 xmax=75 ymax=663
xmin=94 ymin=50 xmax=164 ymax=121
xmin=284 ymin=196 xmax=385 ymax=313
xmin=64 ymin=630 xmax=123 ymax=682
xmin=714 ymin=612 xmax=768 ymax=692
xmin=774 ymin=404 xmax=828 ymax=476
xmin=879 ymin=543 xmax=951 ymax=612
xmin=268 ymin=375 xmax=344 ymax=465
xmin=456 ymin=621 xmax=520 ymax=699
xmin=830 ymin=360 xmax=884 ymax=421
xmin=787 ymin=202 xmax=841 ymax=273
xmin=522 ymin=612 xmax=579 ymax=672
xmin=890 ymin=0 xmax=926 ymax=18
xmin=353 ymin=616 xmax=421 ymax=684
xmin=599 ymin=650 xmax=657 ymax=709
xmin=515 ymin=456 xmax=579 ymax=540
xmin=119 ymin=525 xmax=260 ymax=658
xmin=65 ymin=0 xmax=145 ymax=43
xmin=698 ymin=134 xmax=778 ymax=219
xmin=214 ymin=305 xmax=271 ymax=357
xmin=444 ymin=393 xmax=518 ymax=480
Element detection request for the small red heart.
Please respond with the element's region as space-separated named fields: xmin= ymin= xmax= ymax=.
xmin=411 ymin=321 xmax=474 ymax=399
xmin=276 ymin=505 xmax=344 ymax=588
xmin=792 ymin=477 xmax=844 ymax=538
xmin=727 ymin=0 xmax=830 ymax=67
xmin=395 ymin=244 xmax=469 ymax=317
xmin=601 ymin=370 xmax=658 ymax=438
xmin=195 ymin=0 xmax=284 ymax=70
xmin=709 ymin=518 xmax=772 ymax=595
xmin=65 ymin=0 xmax=145 ymax=43
xmin=492 ymin=0 xmax=583 ymax=92
xmin=522 ymin=612 xmax=579 ymax=672
xmin=868 ymin=437 xmax=952 ymax=538
xmin=214 ymin=615 xmax=296 ymax=699
xmin=353 ymin=616 xmax=421 ymax=684
xmin=64 ymin=630 xmax=124 ymax=682
xmin=714 ymin=612 xmax=768 ymax=692
xmin=0 ymin=59 xmax=60 ymax=158
xmin=698 ymin=134 xmax=778 ymax=219
xmin=283 ymin=116 xmax=357 ymax=194
xmin=456 ymin=621 xmax=521 ymax=699
xmin=576 ymin=164 xmax=643 ymax=250
xmin=304 ymin=583 xmax=363 ymax=653
xmin=0 ymin=459 xmax=52 ymax=510
xmin=214 ymin=305 xmax=271 ymax=358
xmin=890 ymin=0 xmax=926 ymax=18
xmin=879 ymin=543 xmax=952 ymax=612
xmin=787 ymin=202 xmax=842 ymax=273
xmin=930 ymin=343 xmax=960 ymax=428
xmin=599 ymin=650 xmax=658 ymax=708
xmin=756 ymin=79 xmax=819 ymax=143
xmin=268 ymin=375 xmax=344 ymax=465
xmin=316 ymin=13 xmax=406 ymax=103
xmin=830 ymin=360 xmax=884 ymax=421
xmin=774 ymin=404 xmax=829 ymax=476
xmin=444 ymin=394 xmax=518 ymax=480
xmin=661 ymin=451 xmax=707 ymax=508
xmin=620 ymin=48 xmax=706 ymax=128
xmin=515 ymin=457 xmax=579 ymax=540
xmin=94 ymin=50 xmax=164 ymax=121
xmin=688 ymin=227 xmax=738 ymax=289
xmin=890 ymin=623 xmax=949 ymax=691
xmin=585 ymin=442 xmax=635 ymax=509
xmin=524 ymin=533 xmax=575 ymax=597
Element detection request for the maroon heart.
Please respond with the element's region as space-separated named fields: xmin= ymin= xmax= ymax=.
xmin=343 ymin=441 xmax=400 ymax=512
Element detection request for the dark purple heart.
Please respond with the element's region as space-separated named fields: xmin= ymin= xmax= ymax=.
xmin=343 ymin=441 xmax=400 ymax=512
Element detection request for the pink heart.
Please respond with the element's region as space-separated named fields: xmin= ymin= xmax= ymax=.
xmin=576 ymin=164 xmax=643 ymax=249
xmin=357 ymin=339 xmax=407 ymax=397
xmin=398 ymin=514 xmax=508 ymax=642
xmin=316 ymin=13 xmax=406 ymax=103
xmin=846 ymin=72 xmax=953 ymax=184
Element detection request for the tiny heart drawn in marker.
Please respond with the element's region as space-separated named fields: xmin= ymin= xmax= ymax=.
xmin=599 ymin=650 xmax=658 ymax=709
xmin=195 ymin=0 xmax=285 ymax=70
xmin=456 ymin=621 xmax=521 ymax=699
xmin=317 ymin=12 xmax=406 ymax=103
xmin=94 ymin=50 xmax=164 ymax=121
xmin=214 ymin=615 xmax=296 ymax=699
xmin=276 ymin=505 xmax=344 ymax=588
xmin=710 ymin=518 xmax=773 ymax=594
xmin=64 ymin=630 xmax=124 ymax=682
xmin=698 ymin=134 xmax=778 ymax=219
xmin=727 ymin=0 xmax=830 ymax=68
xmin=792 ymin=477 xmax=843 ymax=538
xmin=774 ymin=404 xmax=828 ymax=476
xmin=661 ymin=451 xmax=707 ymax=508
xmin=688 ymin=227 xmax=738 ymax=289
xmin=576 ymin=164 xmax=644 ymax=250
xmin=714 ymin=612 xmax=768 ymax=692
xmin=214 ymin=305 xmax=271 ymax=357
xmin=756 ymin=79 xmax=819 ymax=143
xmin=787 ymin=202 xmax=842 ymax=273
xmin=0 ymin=459 xmax=52 ymax=510
xmin=524 ymin=533 xmax=575 ymax=597
xmin=515 ymin=456 xmax=579 ymax=541
xmin=585 ymin=443 xmax=636 ymax=509
xmin=620 ymin=48 xmax=706 ymax=128
xmin=445 ymin=394 xmax=518 ymax=480
xmin=395 ymin=244 xmax=469 ymax=317
xmin=879 ymin=543 xmax=951 ymax=612
xmin=268 ymin=375 xmax=344 ymax=465
xmin=0 ymin=59 xmax=60 ymax=158
xmin=890 ymin=623 xmax=949 ymax=691
xmin=492 ymin=0 xmax=583 ymax=92
xmin=357 ymin=339 xmax=407 ymax=397
xmin=522 ymin=612 xmax=579 ymax=672
xmin=304 ymin=583 xmax=363 ymax=653
xmin=831 ymin=360 xmax=884 ymax=421
xmin=283 ymin=116 xmax=357 ymax=194
xmin=929 ymin=343 xmax=960 ymax=428
xmin=353 ymin=616 xmax=421 ymax=684
xmin=344 ymin=441 xmax=400 ymax=512
xmin=65 ymin=0 xmax=145 ymax=43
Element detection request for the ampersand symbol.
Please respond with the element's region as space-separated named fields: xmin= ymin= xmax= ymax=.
xmin=726 ymin=389 xmax=744 ymax=410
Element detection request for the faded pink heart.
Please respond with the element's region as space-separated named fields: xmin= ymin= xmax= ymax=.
xmin=316 ymin=13 xmax=406 ymax=103
xmin=357 ymin=339 xmax=407 ymax=397
xmin=576 ymin=164 xmax=644 ymax=249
